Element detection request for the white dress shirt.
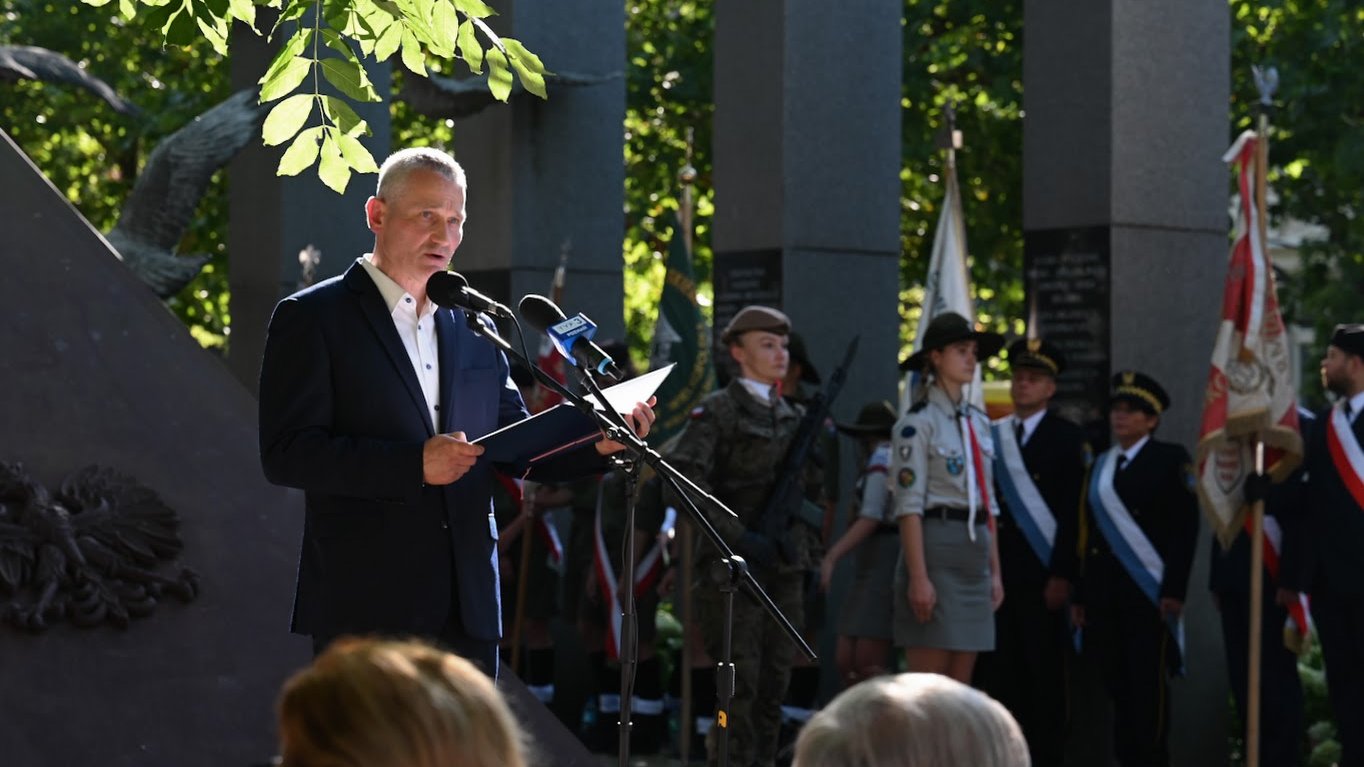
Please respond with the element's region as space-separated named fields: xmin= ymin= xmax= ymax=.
xmin=359 ymin=256 xmax=441 ymax=431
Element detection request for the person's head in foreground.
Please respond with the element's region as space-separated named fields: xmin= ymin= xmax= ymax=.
xmin=277 ymin=638 xmax=528 ymax=767
xmin=793 ymin=672 xmax=1030 ymax=767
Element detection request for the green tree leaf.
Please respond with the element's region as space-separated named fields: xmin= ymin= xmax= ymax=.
xmin=485 ymin=46 xmax=512 ymax=102
xmin=317 ymin=132 xmax=352 ymax=193
xmin=321 ymin=95 xmax=370 ymax=136
xmin=429 ymin=0 xmax=458 ymax=57
xmin=400 ymin=26 xmax=427 ymax=76
xmin=373 ymin=18 xmax=403 ymax=61
xmin=320 ymin=57 xmax=380 ymax=102
xmin=260 ymin=28 xmax=312 ymax=87
xmin=228 ymin=0 xmax=255 ymax=27
xmin=259 ymin=56 xmax=312 ymax=102
xmin=454 ymin=0 xmax=494 ymax=20
xmin=277 ymin=126 xmax=324 ymax=176
xmin=503 ymin=37 xmax=546 ymax=98
xmin=262 ymin=93 xmax=315 ymax=146
xmin=336 ymin=133 xmax=379 ymax=173
xmin=455 ymin=17 xmax=482 ymax=73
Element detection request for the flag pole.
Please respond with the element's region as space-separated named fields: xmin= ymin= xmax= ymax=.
xmin=1245 ymin=64 xmax=1278 ymax=767
xmin=677 ymin=126 xmax=698 ymax=765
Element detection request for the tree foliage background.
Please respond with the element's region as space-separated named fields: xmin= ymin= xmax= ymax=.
xmin=2 ymin=0 xmax=1360 ymax=396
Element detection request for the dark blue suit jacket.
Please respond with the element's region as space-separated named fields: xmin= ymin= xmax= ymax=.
xmin=258 ymin=263 xmax=532 ymax=644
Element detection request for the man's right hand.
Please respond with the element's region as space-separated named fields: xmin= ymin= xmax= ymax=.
xmin=423 ymin=431 xmax=485 ymax=485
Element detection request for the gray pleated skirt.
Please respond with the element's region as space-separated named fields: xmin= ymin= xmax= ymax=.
xmin=892 ymin=516 xmax=994 ymax=651
xmin=835 ymin=529 xmax=900 ymax=639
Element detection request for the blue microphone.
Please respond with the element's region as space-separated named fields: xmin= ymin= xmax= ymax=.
xmin=518 ymin=294 xmax=623 ymax=381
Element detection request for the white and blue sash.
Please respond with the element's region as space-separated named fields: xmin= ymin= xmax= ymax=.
xmin=1089 ymin=447 xmax=1186 ymax=672
xmin=992 ymin=420 xmax=1056 ymax=567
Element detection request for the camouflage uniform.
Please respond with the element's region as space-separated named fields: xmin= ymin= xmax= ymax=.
xmin=667 ymin=379 xmax=822 ymax=767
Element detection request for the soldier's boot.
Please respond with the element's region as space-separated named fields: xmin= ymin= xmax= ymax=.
xmin=586 ymin=660 xmax=622 ymax=753
xmin=631 ymin=656 xmax=665 ymax=754
xmin=524 ymin=646 xmax=556 ymax=705
xmin=690 ymin=666 xmax=717 ymax=759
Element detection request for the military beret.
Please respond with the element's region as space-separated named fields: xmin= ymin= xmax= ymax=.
xmin=1007 ymin=337 xmax=1065 ymax=376
xmin=1329 ymin=323 xmax=1364 ymax=359
xmin=899 ymin=312 xmax=1005 ymax=372
xmin=721 ymin=305 xmax=791 ymax=345
xmin=1109 ymin=369 xmax=1170 ymax=416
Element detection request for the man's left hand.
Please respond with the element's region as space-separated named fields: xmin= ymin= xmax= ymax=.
xmin=595 ymin=396 xmax=657 ymax=455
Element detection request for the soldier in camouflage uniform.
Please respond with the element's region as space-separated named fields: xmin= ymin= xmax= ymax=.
xmin=667 ymin=305 xmax=822 ymax=767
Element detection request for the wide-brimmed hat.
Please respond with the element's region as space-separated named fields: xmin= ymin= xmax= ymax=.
xmin=1006 ymin=337 xmax=1066 ymax=377
xmin=836 ymin=400 xmax=897 ymax=437
xmin=787 ymin=333 xmax=821 ymax=384
xmin=899 ymin=312 xmax=1005 ymax=372
xmin=1109 ymin=370 xmax=1170 ymax=416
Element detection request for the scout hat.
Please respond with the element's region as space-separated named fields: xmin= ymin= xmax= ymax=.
xmin=787 ymin=332 xmax=821 ymax=384
xmin=1109 ymin=370 xmax=1170 ymax=416
xmin=899 ymin=312 xmax=1005 ymax=372
xmin=835 ymin=400 xmax=897 ymax=437
xmin=721 ymin=305 xmax=791 ymax=345
xmin=1329 ymin=323 xmax=1364 ymax=359
xmin=1006 ymin=337 xmax=1066 ymax=377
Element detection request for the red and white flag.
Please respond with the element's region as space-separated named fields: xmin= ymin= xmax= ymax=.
xmin=526 ymin=253 xmax=569 ymax=414
xmin=1196 ymin=130 xmax=1304 ymax=548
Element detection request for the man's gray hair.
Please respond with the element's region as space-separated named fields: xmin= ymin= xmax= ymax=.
xmin=793 ymin=673 xmax=1030 ymax=767
xmin=375 ymin=147 xmax=466 ymax=199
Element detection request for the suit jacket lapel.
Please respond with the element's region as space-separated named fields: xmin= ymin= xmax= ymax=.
xmin=345 ymin=264 xmax=435 ymax=436
xmin=436 ymin=308 xmax=462 ymax=434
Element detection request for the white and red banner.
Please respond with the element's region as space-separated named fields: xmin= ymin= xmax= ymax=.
xmin=1196 ymin=130 xmax=1303 ymax=547
xmin=1326 ymin=404 xmax=1364 ymax=510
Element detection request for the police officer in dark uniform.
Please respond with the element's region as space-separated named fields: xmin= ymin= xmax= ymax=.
xmin=1072 ymin=371 xmax=1199 ymax=767
xmin=1209 ymin=410 xmax=1311 ymax=767
xmin=1283 ymin=323 xmax=1364 ymax=767
xmin=974 ymin=338 xmax=1088 ymax=766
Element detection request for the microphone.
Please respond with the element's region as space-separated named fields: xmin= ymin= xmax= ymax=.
xmin=518 ymin=294 xmax=624 ymax=381
xmin=426 ymin=271 xmax=512 ymax=318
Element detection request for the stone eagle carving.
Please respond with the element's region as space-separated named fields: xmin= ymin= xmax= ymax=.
xmin=0 ymin=44 xmax=140 ymax=117
xmin=0 ymin=462 xmax=198 ymax=632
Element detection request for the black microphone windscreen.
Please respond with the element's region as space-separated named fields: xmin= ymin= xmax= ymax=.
xmin=426 ymin=271 xmax=469 ymax=308
xmin=518 ymin=293 xmax=567 ymax=332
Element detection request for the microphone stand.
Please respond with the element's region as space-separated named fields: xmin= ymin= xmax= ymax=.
xmin=459 ymin=311 xmax=815 ymax=767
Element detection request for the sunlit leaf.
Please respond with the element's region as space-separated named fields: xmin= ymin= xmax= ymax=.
xmin=262 ymin=93 xmax=315 ymax=146
xmin=317 ymin=132 xmax=352 ymax=193
xmin=485 ymin=46 xmax=512 ymax=101
xmin=259 ymin=56 xmax=311 ymax=102
xmin=277 ymin=126 xmax=323 ymax=175
xmin=336 ymin=133 xmax=379 ymax=172
xmin=320 ymin=57 xmax=380 ymax=102
xmin=456 ymin=17 xmax=482 ymax=73
xmin=400 ymin=27 xmax=427 ymax=76
xmin=321 ymin=95 xmax=370 ymax=136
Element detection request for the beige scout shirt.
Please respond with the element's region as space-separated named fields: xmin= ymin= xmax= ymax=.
xmin=889 ymin=385 xmax=999 ymax=519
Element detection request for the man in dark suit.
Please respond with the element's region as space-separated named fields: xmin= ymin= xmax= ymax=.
xmin=975 ymin=338 xmax=1088 ymax=766
xmin=1072 ymin=371 xmax=1199 ymax=767
xmin=1282 ymin=323 xmax=1364 ymax=766
xmin=258 ymin=148 xmax=653 ymax=671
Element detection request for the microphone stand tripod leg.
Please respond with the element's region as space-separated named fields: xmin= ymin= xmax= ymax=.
xmin=710 ymin=555 xmax=746 ymax=767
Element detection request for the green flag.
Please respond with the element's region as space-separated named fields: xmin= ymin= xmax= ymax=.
xmin=648 ymin=213 xmax=715 ymax=445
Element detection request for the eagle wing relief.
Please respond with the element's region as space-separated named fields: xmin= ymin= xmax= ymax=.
xmin=0 ymin=462 xmax=199 ymax=632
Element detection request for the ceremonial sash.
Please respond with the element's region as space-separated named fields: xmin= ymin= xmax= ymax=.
xmin=494 ymin=473 xmax=564 ymax=567
xmin=960 ymin=411 xmax=997 ymax=541
xmin=1326 ymin=405 xmax=1364 ymax=510
xmin=991 ymin=420 xmax=1056 ymax=567
xmin=1088 ymin=448 xmax=1186 ymax=672
xmin=1254 ymin=515 xmax=1312 ymax=641
xmin=593 ymin=490 xmax=677 ymax=660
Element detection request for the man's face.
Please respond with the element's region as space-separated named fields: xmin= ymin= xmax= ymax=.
xmin=1110 ymin=400 xmax=1158 ymax=445
xmin=731 ymin=331 xmax=789 ymax=385
xmin=1321 ymin=345 xmax=1359 ymax=397
xmin=1010 ymin=367 xmax=1056 ymax=412
xmin=366 ymin=168 xmax=467 ymax=290
xmin=931 ymin=340 xmax=978 ymax=386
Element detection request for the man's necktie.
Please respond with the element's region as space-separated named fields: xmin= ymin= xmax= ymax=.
xmin=1015 ymin=419 xmax=1025 ymax=446
xmin=1117 ymin=454 xmax=1128 ymax=471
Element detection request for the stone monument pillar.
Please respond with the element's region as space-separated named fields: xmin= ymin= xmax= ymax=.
xmin=226 ymin=22 xmax=393 ymax=392
xmin=449 ymin=0 xmax=626 ymax=341
xmin=1024 ymin=1 xmax=1230 ymax=762
xmin=711 ymin=0 xmax=903 ymax=422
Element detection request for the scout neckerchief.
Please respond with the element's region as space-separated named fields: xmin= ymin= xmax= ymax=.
xmin=1326 ymin=401 xmax=1364 ymax=510
xmin=960 ymin=406 xmax=997 ymax=542
xmin=1088 ymin=445 xmax=1186 ymax=674
xmin=592 ymin=480 xmax=677 ymax=661
xmin=991 ymin=416 xmax=1056 ymax=568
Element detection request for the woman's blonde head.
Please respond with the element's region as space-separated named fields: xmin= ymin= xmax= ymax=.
xmin=793 ymin=672 xmax=1029 ymax=767
xmin=277 ymin=638 xmax=528 ymax=767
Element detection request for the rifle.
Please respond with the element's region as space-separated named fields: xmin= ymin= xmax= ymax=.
xmin=759 ymin=335 xmax=859 ymax=565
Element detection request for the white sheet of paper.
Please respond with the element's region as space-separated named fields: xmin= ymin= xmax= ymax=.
xmin=592 ymin=363 xmax=674 ymax=412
